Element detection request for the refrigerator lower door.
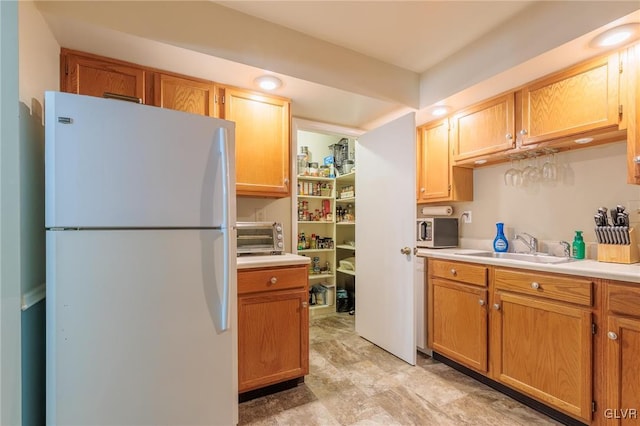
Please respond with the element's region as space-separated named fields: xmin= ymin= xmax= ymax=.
xmin=46 ymin=229 xmax=237 ymax=426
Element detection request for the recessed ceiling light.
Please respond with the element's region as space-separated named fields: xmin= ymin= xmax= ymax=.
xmin=575 ymin=137 xmax=594 ymax=144
xmin=591 ymin=23 xmax=640 ymax=48
xmin=431 ymin=106 xmax=451 ymax=117
xmin=254 ymin=75 xmax=282 ymax=91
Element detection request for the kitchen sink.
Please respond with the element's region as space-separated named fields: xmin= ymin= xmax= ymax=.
xmin=456 ymin=251 xmax=578 ymax=264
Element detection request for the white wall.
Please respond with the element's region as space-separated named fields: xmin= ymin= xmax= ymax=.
xmin=448 ymin=141 xmax=640 ymax=256
xmin=17 ymin=2 xmax=60 ymax=425
xmin=1 ymin=1 xmax=22 ymax=424
xmin=19 ymin=0 xmax=59 ymax=299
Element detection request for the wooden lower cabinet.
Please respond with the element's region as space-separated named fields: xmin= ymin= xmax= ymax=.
xmin=431 ymin=278 xmax=488 ymax=372
xmin=427 ymin=259 xmax=488 ymax=372
xmin=238 ymin=266 xmax=309 ymax=393
xmin=428 ymin=259 xmax=606 ymax=424
xmin=491 ymin=291 xmax=593 ymax=422
xmin=604 ymin=282 xmax=640 ymax=425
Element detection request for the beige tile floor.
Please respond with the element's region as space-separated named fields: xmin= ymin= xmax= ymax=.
xmin=239 ymin=313 xmax=562 ymax=426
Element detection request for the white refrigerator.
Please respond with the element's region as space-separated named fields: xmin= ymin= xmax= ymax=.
xmin=45 ymin=91 xmax=238 ymax=425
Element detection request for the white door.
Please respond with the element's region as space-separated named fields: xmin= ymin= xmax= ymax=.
xmin=46 ymin=229 xmax=237 ymax=425
xmin=355 ymin=113 xmax=416 ymax=365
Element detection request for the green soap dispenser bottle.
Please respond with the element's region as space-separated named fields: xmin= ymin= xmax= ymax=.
xmin=572 ymin=231 xmax=585 ymax=259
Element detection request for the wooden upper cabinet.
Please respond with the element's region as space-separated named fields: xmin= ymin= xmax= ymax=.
xmin=61 ymin=49 xmax=146 ymax=103
xmin=417 ymin=119 xmax=450 ymax=201
xmin=451 ymin=93 xmax=516 ymax=161
xmin=153 ymin=74 xmax=218 ymax=117
xmin=520 ymin=53 xmax=621 ymax=146
xmin=224 ymin=87 xmax=291 ymax=197
xmin=625 ymin=43 xmax=640 ymax=185
xmin=417 ymin=119 xmax=473 ymax=203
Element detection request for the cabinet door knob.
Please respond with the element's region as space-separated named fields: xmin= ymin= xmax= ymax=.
xmin=607 ymin=331 xmax=618 ymax=340
xmin=531 ymin=282 xmax=540 ymax=289
xmin=450 ymin=268 xmax=457 ymax=276
xmin=400 ymin=247 xmax=411 ymax=255
xmin=519 ymin=129 xmax=528 ymax=136
xmin=269 ymin=277 xmax=278 ymax=284
xmin=493 ymin=303 xmax=501 ymax=310
xmin=420 ymin=188 xmax=426 ymax=193
xmin=478 ymin=299 xmax=486 ymax=306
xmin=505 ymin=133 xmax=513 ymax=140
xmin=302 ymin=301 xmax=308 ymax=308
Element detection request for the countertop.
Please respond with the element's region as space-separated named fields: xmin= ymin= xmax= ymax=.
xmin=417 ymin=248 xmax=640 ymax=284
xmin=237 ymin=253 xmax=311 ymax=270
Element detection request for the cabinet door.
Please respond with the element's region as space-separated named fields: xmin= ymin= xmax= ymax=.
xmin=626 ymin=43 xmax=640 ymax=185
xmin=520 ymin=53 xmax=620 ymax=146
xmin=154 ymin=74 xmax=218 ymax=117
xmin=238 ymin=289 xmax=308 ymax=393
xmin=429 ymin=277 xmax=488 ymax=372
xmin=62 ymin=51 xmax=145 ymax=103
xmin=224 ymin=87 xmax=291 ymax=197
xmin=605 ymin=316 xmax=640 ymax=425
xmin=417 ymin=119 xmax=450 ymax=201
xmin=417 ymin=120 xmax=473 ymax=203
xmin=493 ymin=292 xmax=593 ymax=422
xmin=451 ymin=93 xmax=515 ymax=161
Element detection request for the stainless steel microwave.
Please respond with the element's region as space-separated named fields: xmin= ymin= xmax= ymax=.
xmin=236 ymin=222 xmax=284 ymax=256
xmin=416 ymin=217 xmax=459 ymax=248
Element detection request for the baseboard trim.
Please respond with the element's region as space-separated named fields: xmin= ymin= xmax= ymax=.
xmin=432 ymin=352 xmax=587 ymax=426
xmin=238 ymin=377 xmax=304 ymax=403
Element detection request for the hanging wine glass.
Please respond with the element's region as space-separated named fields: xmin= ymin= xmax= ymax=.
xmin=504 ymin=155 xmax=523 ymax=186
xmin=542 ymin=149 xmax=558 ymax=182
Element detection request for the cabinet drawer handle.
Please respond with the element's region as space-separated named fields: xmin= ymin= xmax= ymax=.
xmin=478 ymin=299 xmax=485 ymax=306
xmin=269 ymin=277 xmax=278 ymax=284
xmin=450 ymin=268 xmax=457 ymax=276
xmin=493 ymin=303 xmax=501 ymax=311
xmin=607 ymin=331 xmax=618 ymax=340
xmin=530 ymin=282 xmax=540 ymax=289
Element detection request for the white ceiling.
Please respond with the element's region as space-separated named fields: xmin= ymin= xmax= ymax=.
xmin=35 ymin=1 xmax=640 ymax=130
xmin=217 ymin=1 xmax=534 ymax=74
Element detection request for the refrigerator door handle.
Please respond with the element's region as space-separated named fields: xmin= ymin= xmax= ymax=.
xmin=219 ymin=127 xmax=231 ymax=332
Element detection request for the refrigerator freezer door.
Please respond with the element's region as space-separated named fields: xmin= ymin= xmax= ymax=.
xmin=45 ymin=91 xmax=235 ymax=228
xmin=46 ymin=229 xmax=237 ymax=425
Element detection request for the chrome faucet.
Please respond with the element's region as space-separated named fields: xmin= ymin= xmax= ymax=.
xmin=559 ymin=241 xmax=571 ymax=257
xmin=515 ymin=232 xmax=538 ymax=254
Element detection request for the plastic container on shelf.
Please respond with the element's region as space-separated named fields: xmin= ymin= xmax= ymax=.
xmin=493 ymin=222 xmax=509 ymax=252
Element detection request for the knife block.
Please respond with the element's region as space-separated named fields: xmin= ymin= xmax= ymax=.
xmin=597 ymin=227 xmax=639 ymax=264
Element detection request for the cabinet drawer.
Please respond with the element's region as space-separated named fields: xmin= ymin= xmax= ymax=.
xmin=238 ymin=266 xmax=307 ymax=294
xmin=494 ymin=268 xmax=593 ymax=307
xmin=430 ymin=259 xmax=487 ymax=287
xmin=607 ymin=282 xmax=640 ymax=318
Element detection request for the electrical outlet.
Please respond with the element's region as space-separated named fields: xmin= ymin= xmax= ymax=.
xmin=255 ymin=208 xmax=266 ymax=222
xmin=462 ymin=211 xmax=472 ymax=224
